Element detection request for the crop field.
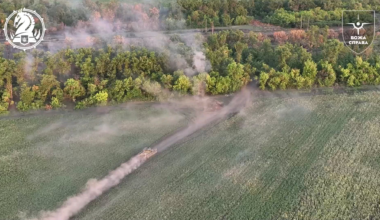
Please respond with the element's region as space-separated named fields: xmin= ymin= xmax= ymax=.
xmin=2 ymin=91 xmax=380 ymax=219
xmin=0 ymin=104 xmax=189 ymax=220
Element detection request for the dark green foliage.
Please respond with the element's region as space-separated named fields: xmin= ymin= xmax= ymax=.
xmin=204 ymin=28 xmax=380 ymax=91
xmin=179 ymin=0 xmax=250 ymax=28
xmin=1 ymin=0 xmax=379 ymax=32
xmin=340 ymin=57 xmax=380 ymax=87
xmin=0 ymin=38 xmax=254 ymax=113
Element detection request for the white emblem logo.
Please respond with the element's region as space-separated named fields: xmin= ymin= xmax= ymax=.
xmin=342 ymin=10 xmax=375 ymax=54
xmin=3 ymin=8 xmax=46 ymax=51
xmin=347 ymin=14 xmax=371 ymax=35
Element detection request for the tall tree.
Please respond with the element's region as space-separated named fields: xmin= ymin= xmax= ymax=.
xmin=64 ymin=78 xmax=86 ymax=102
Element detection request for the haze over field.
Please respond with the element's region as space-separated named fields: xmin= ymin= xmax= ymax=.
xmin=2 ymin=90 xmax=380 ymax=219
xmin=2 ymin=0 xmax=380 ymax=219
xmin=27 ymin=90 xmax=250 ymax=220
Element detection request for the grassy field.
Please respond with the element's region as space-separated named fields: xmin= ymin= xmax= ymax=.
xmin=0 ymin=104 xmax=189 ymax=220
xmin=2 ymin=91 xmax=380 ymax=219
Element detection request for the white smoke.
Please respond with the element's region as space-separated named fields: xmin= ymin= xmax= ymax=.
xmin=29 ymin=154 xmax=147 ymax=220
xmin=192 ymin=51 xmax=211 ymax=75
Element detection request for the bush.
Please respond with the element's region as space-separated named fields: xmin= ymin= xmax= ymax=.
xmin=269 ymin=9 xmax=296 ymax=27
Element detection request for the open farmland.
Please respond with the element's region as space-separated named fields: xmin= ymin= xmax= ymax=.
xmin=0 ymin=104 xmax=188 ymax=220
xmin=2 ymin=91 xmax=380 ymax=219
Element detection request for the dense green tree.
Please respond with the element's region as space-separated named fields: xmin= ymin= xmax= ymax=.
xmin=222 ymin=13 xmax=234 ymax=26
xmin=288 ymin=0 xmax=316 ymax=11
xmin=0 ymin=90 xmax=10 ymax=114
xmin=94 ymin=91 xmax=109 ymax=106
xmin=227 ymin=61 xmax=251 ymax=92
xmin=259 ymin=71 xmax=270 ymax=90
xmin=302 ymin=59 xmax=318 ymax=88
xmin=0 ymin=57 xmax=16 ymax=109
xmin=306 ymin=25 xmax=320 ymax=48
xmin=160 ymin=74 xmax=174 ymax=89
xmin=64 ymin=79 xmax=86 ymax=102
xmin=317 ymin=61 xmax=336 ymax=87
xmin=215 ymin=76 xmax=232 ymax=94
xmin=109 ymin=80 xmax=127 ymax=103
xmin=39 ymin=74 xmax=62 ymax=103
xmin=51 ymin=97 xmax=62 ymax=109
xmin=259 ymin=39 xmax=276 ymax=68
xmin=322 ymin=39 xmax=345 ymax=65
xmin=234 ymin=42 xmax=248 ymax=63
xmin=268 ymin=8 xmax=296 ymax=27
xmin=173 ymin=75 xmax=192 ymax=94
xmin=276 ymin=44 xmax=293 ymax=69
xmin=289 ymin=68 xmax=306 ymax=89
xmin=16 ymin=84 xmax=43 ymax=111
xmin=340 ymin=57 xmax=380 ymax=87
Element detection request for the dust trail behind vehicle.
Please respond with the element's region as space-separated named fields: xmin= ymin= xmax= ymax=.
xmin=154 ymin=89 xmax=250 ymax=152
xmin=30 ymin=89 xmax=250 ymax=220
xmin=34 ymin=154 xmax=148 ymax=220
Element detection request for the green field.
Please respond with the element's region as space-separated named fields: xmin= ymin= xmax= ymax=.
xmin=2 ymin=91 xmax=380 ymax=219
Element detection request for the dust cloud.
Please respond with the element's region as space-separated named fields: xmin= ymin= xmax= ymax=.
xmin=29 ymin=155 xmax=147 ymax=220
xmin=27 ymin=89 xmax=251 ymax=220
xmin=154 ymin=89 xmax=250 ymax=152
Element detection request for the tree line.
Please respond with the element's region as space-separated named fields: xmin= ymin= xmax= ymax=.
xmin=2 ymin=0 xmax=377 ymax=33
xmin=0 ymin=33 xmax=252 ymax=115
xmin=2 ymin=26 xmax=380 ymax=114
xmin=1 ymin=0 xmax=380 ymax=114
xmin=220 ymin=27 xmax=380 ymax=91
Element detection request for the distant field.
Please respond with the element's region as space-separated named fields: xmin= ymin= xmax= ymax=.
xmin=2 ymin=91 xmax=380 ymax=219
